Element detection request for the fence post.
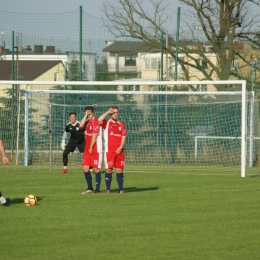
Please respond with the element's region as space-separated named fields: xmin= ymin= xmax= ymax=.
xmin=79 ymin=6 xmax=83 ymax=82
xmin=11 ymin=31 xmax=15 ymax=157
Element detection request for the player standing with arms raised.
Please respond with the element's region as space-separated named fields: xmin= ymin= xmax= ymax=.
xmin=0 ymin=136 xmax=10 ymax=206
xmin=98 ymin=106 xmax=127 ymax=194
xmin=79 ymin=106 xmax=102 ymax=193
xmin=60 ymin=112 xmax=85 ymax=174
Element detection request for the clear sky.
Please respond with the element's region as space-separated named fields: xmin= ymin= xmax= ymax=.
xmin=0 ymin=0 xmax=183 ymax=54
xmin=0 ymin=0 xmax=181 ymax=18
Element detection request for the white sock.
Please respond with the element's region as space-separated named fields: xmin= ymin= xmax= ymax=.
xmin=64 ymin=166 xmax=67 ymax=169
xmin=0 ymin=196 xmax=6 ymax=204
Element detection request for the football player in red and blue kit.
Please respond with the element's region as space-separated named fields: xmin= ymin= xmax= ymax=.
xmin=98 ymin=106 xmax=127 ymax=194
xmin=79 ymin=106 xmax=102 ymax=194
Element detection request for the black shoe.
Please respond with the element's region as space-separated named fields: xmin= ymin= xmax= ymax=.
xmin=94 ymin=190 xmax=100 ymax=193
xmin=2 ymin=198 xmax=10 ymax=206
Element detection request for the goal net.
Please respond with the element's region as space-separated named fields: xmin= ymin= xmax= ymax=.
xmin=0 ymin=80 xmax=258 ymax=177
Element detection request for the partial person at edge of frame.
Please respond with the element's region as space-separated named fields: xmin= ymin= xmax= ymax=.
xmin=0 ymin=136 xmax=10 ymax=206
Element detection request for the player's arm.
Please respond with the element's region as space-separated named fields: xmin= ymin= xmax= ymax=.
xmin=88 ymin=120 xmax=100 ymax=154
xmin=61 ymin=131 xmax=67 ymax=151
xmin=116 ymin=136 xmax=126 ymax=154
xmin=77 ymin=125 xmax=85 ymax=132
xmin=116 ymin=123 xmax=127 ymax=154
xmin=88 ymin=134 xmax=98 ymax=154
xmin=79 ymin=110 xmax=89 ymax=129
xmin=98 ymin=108 xmax=114 ymax=124
xmin=62 ymin=131 xmax=67 ymax=140
xmin=0 ymin=138 xmax=9 ymax=165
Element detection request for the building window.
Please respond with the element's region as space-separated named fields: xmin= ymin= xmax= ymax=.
xmin=125 ymin=85 xmax=140 ymax=91
xmin=192 ymin=84 xmax=207 ymax=91
xmin=231 ymin=59 xmax=239 ymax=70
xmin=195 ymin=60 xmax=207 ymax=71
xmin=145 ymin=57 xmax=159 ymax=70
xmin=170 ymin=57 xmax=184 ymax=77
xmin=125 ymin=54 xmax=137 ymax=66
xmin=201 ymin=60 xmax=207 ymax=70
xmin=54 ymin=72 xmax=59 ymax=81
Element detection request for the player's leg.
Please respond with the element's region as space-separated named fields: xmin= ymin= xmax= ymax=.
xmin=115 ymin=150 xmax=125 ymax=193
xmin=104 ymin=168 xmax=113 ymax=193
xmin=81 ymin=152 xmax=94 ymax=194
xmin=61 ymin=151 xmax=69 ymax=173
xmin=60 ymin=142 xmax=76 ymax=173
xmin=77 ymin=142 xmax=92 ymax=174
xmin=104 ymin=152 xmax=116 ymax=193
xmin=0 ymin=191 xmax=10 ymax=206
xmin=93 ymin=152 xmax=103 ymax=193
xmin=78 ymin=141 xmax=85 ymax=154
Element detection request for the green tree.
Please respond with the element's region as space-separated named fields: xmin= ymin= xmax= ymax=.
xmin=96 ymin=57 xmax=116 ymax=81
xmin=66 ymin=53 xmax=80 ymax=81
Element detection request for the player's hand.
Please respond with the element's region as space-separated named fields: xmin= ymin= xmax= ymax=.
xmin=107 ymin=108 xmax=115 ymax=115
xmin=116 ymin=147 xmax=122 ymax=154
xmin=2 ymin=156 xmax=9 ymax=165
xmin=61 ymin=140 xmax=66 ymax=151
xmin=88 ymin=147 xmax=93 ymax=155
xmin=85 ymin=110 xmax=90 ymax=117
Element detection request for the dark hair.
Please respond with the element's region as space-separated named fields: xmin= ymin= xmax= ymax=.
xmin=69 ymin=112 xmax=76 ymax=117
xmin=110 ymin=106 xmax=119 ymax=110
xmin=84 ymin=106 xmax=94 ymax=112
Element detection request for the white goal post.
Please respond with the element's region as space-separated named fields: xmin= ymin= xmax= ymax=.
xmin=0 ymin=80 xmax=252 ymax=177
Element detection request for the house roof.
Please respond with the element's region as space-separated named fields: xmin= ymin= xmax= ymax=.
xmin=102 ymin=41 xmax=160 ymax=53
xmin=0 ymin=60 xmax=63 ymax=80
xmin=102 ymin=40 xmax=246 ymax=54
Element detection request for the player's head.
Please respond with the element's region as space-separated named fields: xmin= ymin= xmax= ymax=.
xmin=109 ymin=106 xmax=119 ymax=121
xmin=68 ymin=112 xmax=77 ymax=124
xmin=69 ymin=112 xmax=76 ymax=117
xmin=85 ymin=106 xmax=94 ymax=113
xmin=85 ymin=106 xmax=94 ymax=119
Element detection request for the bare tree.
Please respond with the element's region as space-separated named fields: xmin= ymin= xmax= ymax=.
xmin=101 ymin=0 xmax=260 ymax=88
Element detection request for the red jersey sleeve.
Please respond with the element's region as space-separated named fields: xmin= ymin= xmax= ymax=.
xmin=101 ymin=119 xmax=108 ymax=129
xmin=93 ymin=118 xmax=100 ymax=134
xmin=121 ymin=122 xmax=127 ymax=137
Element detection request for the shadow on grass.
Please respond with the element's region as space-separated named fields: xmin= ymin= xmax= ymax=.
xmin=110 ymin=187 xmax=159 ymax=193
xmin=10 ymin=196 xmax=44 ymax=204
xmin=249 ymin=174 xmax=260 ymax=177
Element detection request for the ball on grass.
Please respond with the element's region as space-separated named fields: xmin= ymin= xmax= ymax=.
xmin=24 ymin=194 xmax=37 ymax=206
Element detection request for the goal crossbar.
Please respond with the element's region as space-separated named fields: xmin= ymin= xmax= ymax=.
xmin=0 ymin=80 xmax=246 ymax=86
xmin=21 ymin=90 xmax=243 ymax=95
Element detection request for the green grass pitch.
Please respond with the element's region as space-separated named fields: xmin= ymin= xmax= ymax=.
xmin=0 ymin=165 xmax=260 ymax=260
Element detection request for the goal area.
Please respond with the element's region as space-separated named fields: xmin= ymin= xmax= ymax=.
xmin=0 ymin=80 xmax=258 ymax=177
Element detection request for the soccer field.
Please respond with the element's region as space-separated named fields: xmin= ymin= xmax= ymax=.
xmin=0 ymin=165 xmax=260 ymax=260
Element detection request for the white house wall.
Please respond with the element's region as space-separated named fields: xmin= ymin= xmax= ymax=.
xmin=1 ymin=52 xmax=97 ymax=81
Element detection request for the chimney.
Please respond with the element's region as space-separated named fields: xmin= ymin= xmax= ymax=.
xmin=196 ymin=44 xmax=201 ymax=51
xmin=45 ymin=46 xmax=55 ymax=53
xmin=233 ymin=42 xmax=244 ymax=50
xmin=34 ymin=45 xmax=43 ymax=53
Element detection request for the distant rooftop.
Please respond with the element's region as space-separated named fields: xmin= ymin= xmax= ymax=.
xmin=0 ymin=60 xmax=63 ymax=80
xmin=103 ymin=41 xmax=160 ymax=53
